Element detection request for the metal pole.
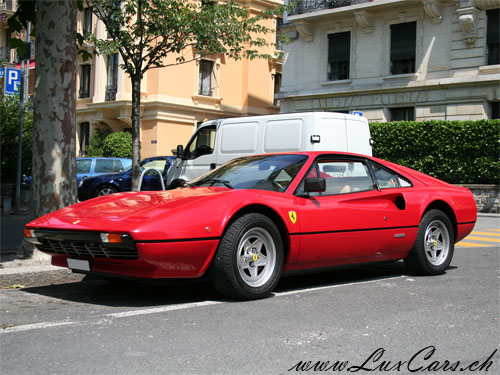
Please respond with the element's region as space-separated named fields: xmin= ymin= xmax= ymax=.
xmin=15 ymin=61 xmax=25 ymax=215
xmin=14 ymin=22 xmax=30 ymax=215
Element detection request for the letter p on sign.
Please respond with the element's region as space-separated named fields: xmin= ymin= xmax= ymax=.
xmin=5 ymin=68 xmax=21 ymax=95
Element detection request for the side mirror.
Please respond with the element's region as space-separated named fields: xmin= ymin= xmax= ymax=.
xmin=304 ymin=177 xmax=326 ymax=193
xmin=176 ymin=145 xmax=185 ymax=159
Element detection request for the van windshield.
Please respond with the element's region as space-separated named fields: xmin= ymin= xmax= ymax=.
xmin=189 ymin=154 xmax=308 ymax=193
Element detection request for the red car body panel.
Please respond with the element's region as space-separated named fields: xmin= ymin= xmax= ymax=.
xmin=25 ymin=152 xmax=477 ymax=280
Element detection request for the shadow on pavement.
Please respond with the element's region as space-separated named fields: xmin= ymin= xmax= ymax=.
xmin=19 ymin=261 xmax=414 ymax=308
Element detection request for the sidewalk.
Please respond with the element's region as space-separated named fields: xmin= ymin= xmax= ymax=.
xmin=0 ymin=214 xmax=84 ymax=287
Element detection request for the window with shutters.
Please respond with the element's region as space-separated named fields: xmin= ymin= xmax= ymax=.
xmin=83 ymin=7 xmax=93 ymax=36
xmin=487 ymin=9 xmax=499 ymax=65
xmin=79 ymin=65 xmax=91 ymax=99
xmin=198 ymin=60 xmax=214 ymax=96
xmin=328 ymin=31 xmax=350 ymax=81
xmin=390 ymin=22 xmax=416 ymax=75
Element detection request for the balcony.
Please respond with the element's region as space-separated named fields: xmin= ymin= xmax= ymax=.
xmin=0 ymin=0 xmax=15 ymax=12
xmin=289 ymin=0 xmax=373 ymax=16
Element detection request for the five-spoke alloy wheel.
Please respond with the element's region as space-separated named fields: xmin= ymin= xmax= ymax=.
xmin=405 ymin=209 xmax=455 ymax=275
xmin=211 ymin=213 xmax=283 ymax=300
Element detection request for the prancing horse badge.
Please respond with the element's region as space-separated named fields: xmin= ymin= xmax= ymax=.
xmin=288 ymin=211 xmax=297 ymax=224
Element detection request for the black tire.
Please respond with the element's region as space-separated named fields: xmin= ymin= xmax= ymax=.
xmin=95 ymin=185 xmax=118 ymax=197
xmin=168 ymin=179 xmax=187 ymax=189
xmin=404 ymin=209 xmax=455 ymax=275
xmin=211 ymin=213 xmax=284 ymax=300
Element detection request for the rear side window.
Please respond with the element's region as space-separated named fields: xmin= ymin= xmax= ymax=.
xmin=95 ymin=159 xmax=123 ymax=173
xmin=77 ymin=159 xmax=92 ymax=174
xmin=370 ymin=162 xmax=412 ymax=188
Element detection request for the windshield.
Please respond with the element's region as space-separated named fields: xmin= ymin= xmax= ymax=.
xmin=189 ymin=154 xmax=308 ymax=192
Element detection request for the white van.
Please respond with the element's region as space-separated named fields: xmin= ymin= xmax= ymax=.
xmin=166 ymin=112 xmax=372 ymax=188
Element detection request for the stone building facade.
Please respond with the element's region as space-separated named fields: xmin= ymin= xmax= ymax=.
xmin=279 ymin=0 xmax=500 ymax=122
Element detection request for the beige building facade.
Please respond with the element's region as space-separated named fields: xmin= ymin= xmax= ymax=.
xmin=76 ymin=0 xmax=283 ymax=157
xmin=279 ymin=0 xmax=499 ymax=121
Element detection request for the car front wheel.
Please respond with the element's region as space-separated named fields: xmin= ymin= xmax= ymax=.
xmin=95 ymin=185 xmax=118 ymax=197
xmin=211 ymin=213 xmax=284 ymax=300
xmin=404 ymin=209 xmax=455 ymax=275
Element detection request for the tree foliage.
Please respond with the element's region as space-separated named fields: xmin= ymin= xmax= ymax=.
xmin=370 ymin=120 xmax=500 ymax=184
xmin=0 ymin=94 xmax=33 ymax=183
xmin=87 ymin=0 xmax=281 ymax=75
xmin=84 ymin=123 xmax=113 ymax=157
xmin=102 ymin=132 xmax=133 ymax=158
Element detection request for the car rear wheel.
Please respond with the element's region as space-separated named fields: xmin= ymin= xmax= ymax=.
xmin=404 ymin=209 xmax=455 ymax=275
xmin=211 ymin=213 xmax=284 ymax=300
xmin=96 ymin=185 xmax=118 ymax=197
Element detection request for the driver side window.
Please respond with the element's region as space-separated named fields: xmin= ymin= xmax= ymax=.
xmin=301 ymin=159 xmax=374 ymax=196
xmin=185 ymin=125 xmax=216 ymax=159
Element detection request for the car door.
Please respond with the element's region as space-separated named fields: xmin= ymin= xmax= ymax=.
xmin=294 ymin=156 xmax=410 ymax=264
xmin=178 ymin=125 xmax=217 ymax=182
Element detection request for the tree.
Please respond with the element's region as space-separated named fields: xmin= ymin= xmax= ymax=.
xmin=16 ymin=1 xmax=78 ymax=218
xmin=87 ymin=0 xmax=282 ymax=190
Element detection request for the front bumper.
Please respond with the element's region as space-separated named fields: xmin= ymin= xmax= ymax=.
xmin=46 ymin=238 xmax=220 ymax=279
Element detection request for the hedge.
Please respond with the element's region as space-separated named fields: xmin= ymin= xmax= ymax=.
xmin=102 ymin=131 xmax=132 ymax=158
xmin=369 ymin=120 xmax=500 ymax=185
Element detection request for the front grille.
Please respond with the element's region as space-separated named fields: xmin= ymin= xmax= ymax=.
xmin=33 ymin=230 xmax=138 ymax=260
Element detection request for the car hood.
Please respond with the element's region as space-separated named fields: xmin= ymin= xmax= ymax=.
xmin=27 ymin=187 xmax=237 ymax=239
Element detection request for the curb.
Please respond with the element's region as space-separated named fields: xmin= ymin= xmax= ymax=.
xmin=0 ymin=267 xmax=85 ymax=288
xmin=477 ymin=213 xmax=500 ymax=217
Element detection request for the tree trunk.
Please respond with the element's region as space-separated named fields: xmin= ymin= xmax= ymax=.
xmin=130 ymin=75 xmax=142 ymax=191
xmin=31 ymin=1 xmax=78 ymax=219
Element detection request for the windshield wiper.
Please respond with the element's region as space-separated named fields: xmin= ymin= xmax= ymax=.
xmin=200 ymin=178 xmax=234 ymax=189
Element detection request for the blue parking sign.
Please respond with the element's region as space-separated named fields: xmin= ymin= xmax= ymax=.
xmin=4 ymin=68 xmax=21 ymax=95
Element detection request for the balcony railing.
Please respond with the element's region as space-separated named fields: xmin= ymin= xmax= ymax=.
xmin=105 ymin=84 xmax=117 ymax=101
xmin=289 ymin=0 xmax=373 ymax=16
xmin=0 ymin=0 xmax=15 ymax=12
xmin=0 ymin=46 xmax=15 ymax=63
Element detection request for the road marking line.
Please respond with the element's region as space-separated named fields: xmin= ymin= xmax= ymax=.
xmin=1 ymin=321 xmax=75 ymax=333
xmin=485 ymin=229 xmax=500 ymax=232
xmin=274 ymin=275 xmax=406 ymax=297
xmin=106 ymin=301 xmax=223 ymax=318
xmin=456 ymin=242 xmax=491 ymax=247
xmin=463 ymin=236 xmax=500 ymax=243
xmin=471 ymin=231 xmax=500 ymax=237
xmin=0 ymin=276 xmax=406 ymax=334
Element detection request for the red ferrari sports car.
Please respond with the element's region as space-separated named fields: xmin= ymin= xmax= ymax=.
xmin=25 ymin=152 xmax=476 ymax=300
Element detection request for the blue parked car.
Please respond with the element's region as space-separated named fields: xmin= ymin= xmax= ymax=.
xmin=77 ymin=156 xmax=175 ymax=201
xmin=76 ymin=157 xmax=132 ymax=186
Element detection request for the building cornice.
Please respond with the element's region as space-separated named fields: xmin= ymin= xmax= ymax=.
xmin=278 ymin=73 xmax=500 ymax=100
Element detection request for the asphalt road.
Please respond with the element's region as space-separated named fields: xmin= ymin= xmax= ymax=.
xmin=1 ymin=233 xmax=499 ymax=374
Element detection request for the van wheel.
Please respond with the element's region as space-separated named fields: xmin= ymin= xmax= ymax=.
xmin=211 ymin=213 xmax=283 ymax=300
xmin=404 ymin=209 xmax=454 ymax=275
